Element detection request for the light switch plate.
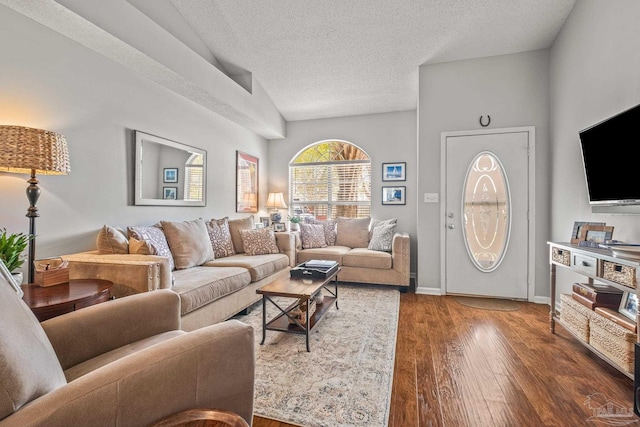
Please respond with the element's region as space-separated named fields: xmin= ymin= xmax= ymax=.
xmin=424 ymin=193 xmax=439 ymax=203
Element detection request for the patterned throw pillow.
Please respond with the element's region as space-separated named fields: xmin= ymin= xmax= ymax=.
xmin=369 ymin=218 xmax=397 ymax=239
xmin=127 ymin=225 xmax=175 ymax=270
xmin=240 ymin=229 xmax=280 ymax=256
xmin=368 ymin=222 xmax=397 ymax=252
xmin=305 ymin=219 xmax=338 ymax=246
xmin=207 ymin=217 xmax=236 ymax=258
xmin=300 ymin=223 xmax=328 ymax=249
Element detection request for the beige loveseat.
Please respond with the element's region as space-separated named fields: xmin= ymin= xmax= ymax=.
xmin=65 ymin=217 xmax=296 ymax=331
xmin=295 ymin=217 xmax=410 ymax=288
xmin=0 ymin=277 xmax=255 ymax=426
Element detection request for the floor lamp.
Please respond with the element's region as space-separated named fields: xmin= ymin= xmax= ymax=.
xmin=0 ymin=126 xmax=70 ymax=284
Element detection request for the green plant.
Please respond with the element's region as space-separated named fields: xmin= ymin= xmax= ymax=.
xmin=0 ymin=228 xmax=31 ymax=273
xmin=287 ymin=215 xmax=301 ymax=224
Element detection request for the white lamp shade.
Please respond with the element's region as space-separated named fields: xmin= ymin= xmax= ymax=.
xmin=265 ymin=192 xmax=287 ymax=209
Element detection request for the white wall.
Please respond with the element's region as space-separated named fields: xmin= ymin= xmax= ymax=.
xmin=549 ymin=0 xmax=640 ymax=295
xmin=418 ymin=49 xmax=551 ymax=297
xmin=268 ymin=111 xmax=418 ymax=274
xmin=0 ymin=6 xmax=269 ymax=276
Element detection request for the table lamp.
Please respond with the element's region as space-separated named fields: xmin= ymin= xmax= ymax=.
xmin=0 ymin=125 xmax=70 ymax=283
xmin=265 ymin=192 xmax=287 ymax=223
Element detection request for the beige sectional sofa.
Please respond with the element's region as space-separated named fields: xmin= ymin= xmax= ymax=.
xmin=295 ymin=217 xmax=410 ymax=288
xmin=65 ymin=216 xmax=296 ymax=331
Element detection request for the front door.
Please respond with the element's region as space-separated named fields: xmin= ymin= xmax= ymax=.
xmin=442 ymin=127 xmax=533 ymax=299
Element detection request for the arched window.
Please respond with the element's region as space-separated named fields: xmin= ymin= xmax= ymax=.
xmin=289 ymin=140 xmax=371 ymax=220
xmin=184 ymin=153 xmax=204 ymax=201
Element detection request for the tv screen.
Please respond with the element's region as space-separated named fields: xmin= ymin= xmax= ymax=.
xmin=579 ymin=104 xmax=640 ymax=205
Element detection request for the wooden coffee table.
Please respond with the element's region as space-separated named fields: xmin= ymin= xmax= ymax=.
xmin=256 ymin=267 xmax=339 ymax=352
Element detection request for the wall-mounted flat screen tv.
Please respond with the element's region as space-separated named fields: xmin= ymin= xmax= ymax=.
xmin=579 ymin=103 xmax=640 ymax=205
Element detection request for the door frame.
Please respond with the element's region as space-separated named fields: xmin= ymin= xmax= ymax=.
xmin=440 ymin=126 xmax=536 ymax=301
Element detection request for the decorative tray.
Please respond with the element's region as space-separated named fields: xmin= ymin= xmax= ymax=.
xmin=604 ymin=244 xmax=640 ymax=260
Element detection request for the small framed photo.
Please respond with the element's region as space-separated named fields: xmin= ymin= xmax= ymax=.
xmin=619 ymin=291 xmax=638 ymax=320
xmin=273 ymin=222 xmax=286 ymax=232
xmin=163 ymin=187 xmax=177 ymax=200
xmin=382 ymin=186 xmax=406 ymax=205
xmin=578 ymin=225 xmax=614 ymax=248
xmin=163 ymin=168 xmax=178 ymax=183
xmin=259 ymin=217 xmax=270 ymax=228
xmin=570 ymin=221 xmax=605 ymax=244
xmin=382 ymin=162 xmax=406 ymax=181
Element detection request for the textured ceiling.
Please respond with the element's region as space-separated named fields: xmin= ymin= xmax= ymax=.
xmin=170 ymin=0 xmax=575 ymax=121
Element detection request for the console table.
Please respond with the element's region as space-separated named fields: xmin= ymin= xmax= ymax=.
xmin=549 ymin=242 xmax=639 ymax=378
xmin=21 ymin=279 xmax=113 ymax=322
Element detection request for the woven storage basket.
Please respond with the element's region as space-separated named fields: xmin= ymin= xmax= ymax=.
xmin=602 ymin=261 xmax=636 ymax=288
xmin=560 ymin=293 xmax=592 ymax=342
xmin=551 ymin=247 xmax=571 ymax=266
xmin=288 ymin=298 xmax=317 ymax=326
xmin=589 ymin=310 xmax=636 ymax=373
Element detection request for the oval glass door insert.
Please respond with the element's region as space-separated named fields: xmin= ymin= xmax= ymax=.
xmin=462 ymin=151 xmax=511 ymax=272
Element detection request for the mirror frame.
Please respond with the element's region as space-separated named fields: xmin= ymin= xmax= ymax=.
xmin=134 ymin=130 xmax=207 ymax=206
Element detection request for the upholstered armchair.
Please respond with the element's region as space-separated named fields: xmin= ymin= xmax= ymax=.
xmin=0 ymin=265 xmax=255 ymax=427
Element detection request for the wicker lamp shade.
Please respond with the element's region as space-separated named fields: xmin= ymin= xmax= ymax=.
xmin=0 ymin=125 xmax=70 ymax=175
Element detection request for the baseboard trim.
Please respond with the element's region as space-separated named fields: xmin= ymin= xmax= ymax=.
xmin=533 ymin=296 xmax=550 ymax=305
xmin=415 ymin=287 xmax=443 ymax=295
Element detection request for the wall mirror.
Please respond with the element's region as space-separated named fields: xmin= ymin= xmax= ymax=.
xmin=134 ymin=130 xmax=207 ymax=206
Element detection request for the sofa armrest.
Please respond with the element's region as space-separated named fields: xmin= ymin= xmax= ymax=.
xmin=391 ymin=232 xmax=410 ymax=283
xmin=275 ymin=232 xmax=297 ymax=267
xmin=65 ymin=251 xmax=172 ymax=297
xmin=2 ymin=320 xmax=255 ymax=427
xmin=41 ymin=289 xmax=181 ymax=370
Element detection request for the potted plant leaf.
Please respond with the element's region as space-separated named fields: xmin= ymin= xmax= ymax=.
xmin=287 ymin=215 xmax=301 ymax=232
xmin=0 ymin=228 xmax=30 ymax=285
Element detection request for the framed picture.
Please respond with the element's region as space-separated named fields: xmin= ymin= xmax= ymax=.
xmin=259 ymin=217 xmax=270 ymax=228
xmin=236 ymin=151 xmax=259 ymax=213
xmin=577 ymin=225 xmax=614 ymax=248
xmin=163 ymin=168 xmax=178 ymax=183
xmin=163 ymin=187 xmax=177 ymax=200
xmin=382 ymin=186 xmax=406 ymax=205
xmin=619 ymin=291 xmax=638 ymax=320
xmin=0 ymin=258 xmax=23 ymax=298
xmin=382 ymin=162 xmax=406 ymax=181
xmin=273 ymin=222 xmax=286 ymax=232
xmin=570 ymin=221 xmax=605 ymax=244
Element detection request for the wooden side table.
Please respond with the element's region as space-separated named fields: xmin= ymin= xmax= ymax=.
xmin=21 ymin=279 xmax=113 ymax=322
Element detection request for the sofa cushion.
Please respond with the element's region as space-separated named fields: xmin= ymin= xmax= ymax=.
xmin=368 ymin=223 xmax=396 ymax=252
xmin=335 ymin=217 xmax=371 ymax=248
xmin=161 ymin=218 xmax=215 ymax=269
xmin=206 ymin=253 xmax=290 ymax=282
xmin=207 ymin=217 xmax=235 ymax=258
xmin=300 ymin=223 xmax=327 ymax=249
xmin=343 ymin=248 xmax=393 ymax=269
xmin=96 ymin=225 xmax=129 ymax=255
xmin=240 ymin=229 xmax=279 ymax=255
xmin=172 ymin=266 xmax=251 ymax=315
xmin=297 ymin=246 xmax=352 ymax=265
xmin=228 ymin=216 xmax=255 ymax=254
xmin=0 ymin=273 xmax=67 ymax=420
xmin=128 ymin=225 xmax=175 ymax=271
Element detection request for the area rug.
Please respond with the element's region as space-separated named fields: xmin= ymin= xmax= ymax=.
xmin=454 ymin=296 xmax=521 ymax=311
xmin=234 ymin=284 xmax=400 ymax=427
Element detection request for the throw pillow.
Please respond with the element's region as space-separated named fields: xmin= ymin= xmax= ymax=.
xmin=300 ymin=223 xmax=328 ymax=249
xmin=160 ymin=218 xmax=215 ymax=270
xmin=207 ymin=217 xmax=235 ymax=258
xmin=240 ymin=228 xmax=279 ymax=255
xmin=128 ymin=237 xmax=157 ymax=255
xmin=369 ymin=218 xmax=397 ymax=239
xmin=127 ymin=225 xmax=175 ymax=271
xmin=96 ymin=225 xmax=129 ymax=255
xmin=228 ymin=216 xmax=255 ymax=254
xmin=308 ymin=219 xmax=338 ymax=246
xmin=335 ymin=216 xmax=371 ymax=248
xmin=368 ymin=223 xmax=397 ymax=252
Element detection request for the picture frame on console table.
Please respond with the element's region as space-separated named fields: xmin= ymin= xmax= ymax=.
xmin=259 ymin=217 xmax=270 ymax=228
xmin=618 ymin=291 xmax=638 ymax=321
xmin=273 ymin=222 xmax=286 ymax=232
xmin=570 ymin=221 xmax=605 ymax=244
xmin=578 ymin=225 xmax=614 ymax=247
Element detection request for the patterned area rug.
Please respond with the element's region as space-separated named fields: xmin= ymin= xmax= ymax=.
xmin=234 ymin=284 xmax=400 ymax=427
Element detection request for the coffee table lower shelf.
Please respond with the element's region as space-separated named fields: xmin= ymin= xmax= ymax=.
xmin=266 ymin=296 xmax=337 ymax=332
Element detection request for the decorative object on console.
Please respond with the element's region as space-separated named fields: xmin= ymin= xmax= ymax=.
xmin=259 ymin=216 xmax=270 ymax=229
xmin=236 ymin=151 xmax=258 ymax=213
xmin=382 ymin=186 xmax=406 ymax=205
xmin=0 ymin=125 xmax=70 ymax=283
xmin=577 ymin=224 xmax=614 ymax=247
xmin=570 ymin=221 xmax=605 ymax=244
xmin=287 ymin=215 xmax=301 ymax=231
xmin=382 ymin=162 xmax=406 ymax=181
xmin=33 ymin=257 xmax=69 ymax=287
xmin=273 ymin=222 xmax=286 ymax=232
xmin=265 ymin=191 xmax=287 ymax=223
xmin=619 ymin=291 xmax=638 ymax=321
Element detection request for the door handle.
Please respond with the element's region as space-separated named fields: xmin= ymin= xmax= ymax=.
xmin=447 ymin=224 xmax=455 ymax=229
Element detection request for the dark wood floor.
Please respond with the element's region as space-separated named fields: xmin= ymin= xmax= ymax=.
xmin=254 ymin=293 xmax=636 ymax=427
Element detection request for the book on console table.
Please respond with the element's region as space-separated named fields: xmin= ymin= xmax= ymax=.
xmin=594 ymin=307 xmax=637 ymax=332
xmin=572 ymin=282 xmax=623 ymax=305
xmin=571 ymin=292 xmax=620 ymax=311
